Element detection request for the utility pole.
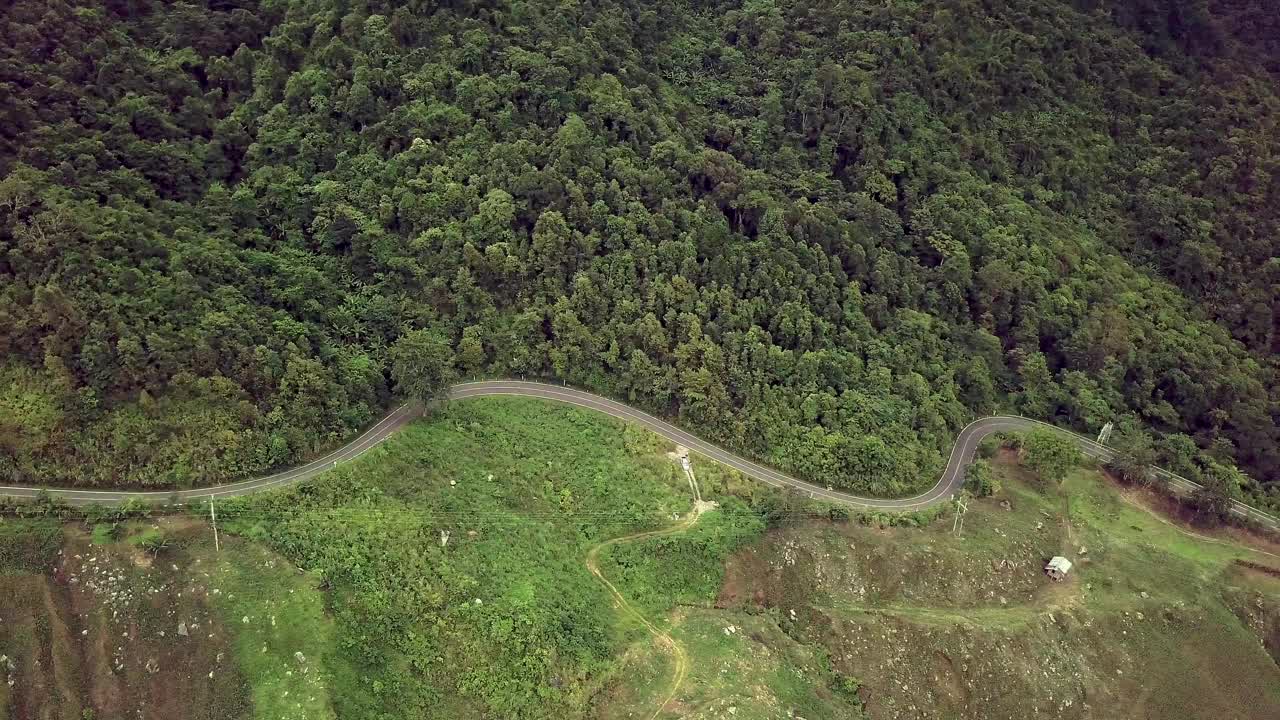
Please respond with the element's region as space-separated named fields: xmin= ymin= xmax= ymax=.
xmin=209 ymin=497 xmax=221 ymax=552
xmin=1096 ymin=421 xmax=1114 ymax=445
xmin=952 ymin=495 xmax=969 ymax=537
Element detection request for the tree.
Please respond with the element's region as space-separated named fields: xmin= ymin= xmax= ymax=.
xmin=1106 ymin=427 xmax=1158 ymax=486
xmin=3 ymin=0 xmax=1279 ymax=514
xmin=389 ymin=328 xmax=456 ymax=404
xmin=1186 ymin=460 xmax=1246 ymax=526
xmin=1022 ymin=429 xmax=1080 ymax=485
xmin=965 ymin=459 xmax=1000 ymax=497
xmin=1017 ymin=352 xmax=1060 ymax=419
xmin=457 ymin=325 xmax=487 ymax=375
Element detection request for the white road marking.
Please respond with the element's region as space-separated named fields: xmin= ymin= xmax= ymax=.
xmin=3 ymin=381 xmax=1276 ymax=529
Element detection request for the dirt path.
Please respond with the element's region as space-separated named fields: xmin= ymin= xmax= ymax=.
xmin=585 ymin=456 xmax=711 ymax=720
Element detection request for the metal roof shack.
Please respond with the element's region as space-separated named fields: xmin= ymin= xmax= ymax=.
xmin=1045 ymin=556 xmax=1073 ymax=581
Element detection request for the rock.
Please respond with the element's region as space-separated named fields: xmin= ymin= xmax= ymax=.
xmin=449 ymin=480 xmax=457 ymax=487
xmin=177 ymin=622 xmax=188 ymax=637
xmin=1140 ymin=591 xmax=1149 ymax=599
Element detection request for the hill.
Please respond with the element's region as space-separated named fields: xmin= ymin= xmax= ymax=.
xmin=1 ymin=0 xmax=1276 ymax=513
xmin=3 ymin=397 xmax=1276 ymax=719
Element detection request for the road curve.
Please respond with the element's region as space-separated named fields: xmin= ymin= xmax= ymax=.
xmin=1 ymin=380 xmax=1276 ymax=528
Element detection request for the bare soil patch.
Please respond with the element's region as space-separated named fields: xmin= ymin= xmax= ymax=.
xmin=0 ymin=524 xmax=250 ymax=720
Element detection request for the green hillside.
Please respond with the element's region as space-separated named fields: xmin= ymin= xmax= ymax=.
xmin=6 ymin=397 xmax=1275 ymax=719
xmin=1 ymin=0 xmax=1276 ymax=514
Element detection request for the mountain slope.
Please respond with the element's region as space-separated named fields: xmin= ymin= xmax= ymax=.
xmin=0 ymin=0 xmax=1275 ymax=508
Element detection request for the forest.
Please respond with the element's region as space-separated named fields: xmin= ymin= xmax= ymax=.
xmin=0 ymin=0 xmax=1276 ymax=511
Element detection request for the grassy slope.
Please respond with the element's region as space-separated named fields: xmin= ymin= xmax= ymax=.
xmin=217 ymin=397 xmax=866 ymax=720
xmin=219 ymin=397 xmax=705 ymax=719
xmin=0 ymin=516 xmax=330 ymax=720
xmin=591 ymin=459 xmax=867 ymax=719
xmin=716 ymin=453 xmax=1280 ymax=719
xmin=6 ymin=397 xmax=1277 ymax=720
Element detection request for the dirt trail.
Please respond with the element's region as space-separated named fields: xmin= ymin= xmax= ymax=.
xmin=585 ymin=454 xmax=711 ymax=720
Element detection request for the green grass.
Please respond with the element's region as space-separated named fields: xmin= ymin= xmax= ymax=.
xmin=661 ymin=609 xmax=862 ymax=720
xmin=595 ymin=498 xmax=765 ymax=617
xmin=89 ymin=523 xmax=117 ymax=545
xmin=598 ymin=607 xmax=864 ymax=720
xmin=219 ymin=397 xmax=728 ymax=720
xmin=10 ymin=401 xmax=1274 ymax=720
xmin=0 ymin=518 xmax=61 ymax=572
xmin=213 ymin=401 xmax=1279 ymax=720
xmin=205 ymin=539 xmax=337 ymax=720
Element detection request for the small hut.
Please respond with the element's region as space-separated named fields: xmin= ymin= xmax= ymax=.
xmin=1045 ymin=556 xmax=1073 ymax=581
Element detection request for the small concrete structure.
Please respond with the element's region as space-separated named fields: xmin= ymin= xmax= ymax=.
xmin=1045 ymin=556 xmax=1073 ymax=581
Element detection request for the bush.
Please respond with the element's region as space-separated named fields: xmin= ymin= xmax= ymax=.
xmin=965 ymin=460 xmax=1001 ymax=497
xmin=130 ymin=527 xmax=170 ymax=557
xmin=997 ymin=432 xmax=1024 ymax=451
xmin=1022 ymin=429 xmax=1080 ymax=485
xmin=833 ymin=672 xmax=862 ymax=701
xmin=113 ymin=497 xmax=152 ymax=521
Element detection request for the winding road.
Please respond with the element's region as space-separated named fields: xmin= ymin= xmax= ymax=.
xmin=1 ymin=380 xmax=1276 ymax=529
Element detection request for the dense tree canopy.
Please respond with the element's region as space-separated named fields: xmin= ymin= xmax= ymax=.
xmin=0 ymin=0 xmax=1276 ymax=508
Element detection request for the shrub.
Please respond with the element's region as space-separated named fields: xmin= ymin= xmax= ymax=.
xmin=997 ymin=431 xmax=1024 ymax=451
xmin=131 ymin=527 xmax=170 ymax=557
xmin=965 ymin=460 xmax=1000 ymax=497
xmin=1022 ymin=430 xmax=1080 ymax=485
xmin=833 ymin=672 xmax=862 ymax=700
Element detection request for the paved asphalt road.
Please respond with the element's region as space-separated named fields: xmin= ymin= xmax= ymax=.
xmin=2 ymin=380 xmax=1276 ymax=529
